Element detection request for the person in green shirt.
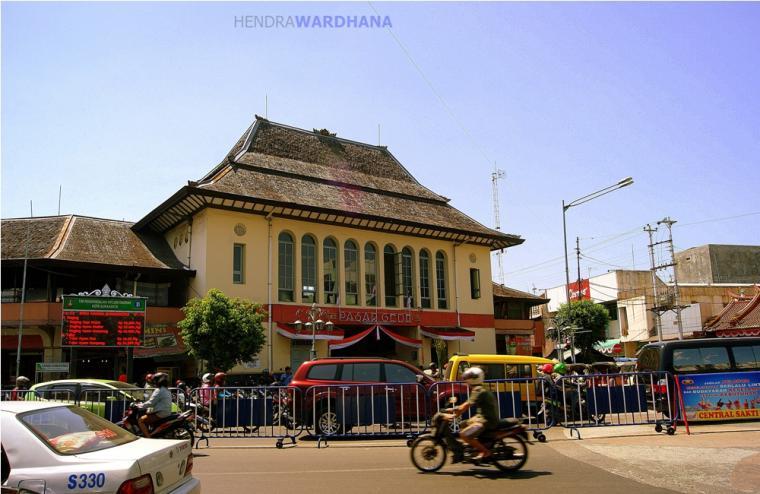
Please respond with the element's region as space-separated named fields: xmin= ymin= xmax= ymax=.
xmin=452 ymin=366 xmax=499 ymax=460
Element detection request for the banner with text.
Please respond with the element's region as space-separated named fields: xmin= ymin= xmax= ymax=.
xmin=62 ymin=296 xmax=147 ymax=347
xmin=678 ymin=371 xmax=760 ymax=421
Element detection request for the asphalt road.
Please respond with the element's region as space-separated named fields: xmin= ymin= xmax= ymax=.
xmin=192 ymin=437 xmax=676 ymax=494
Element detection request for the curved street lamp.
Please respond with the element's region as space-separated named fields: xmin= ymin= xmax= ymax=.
xmin=563 ymin=177 xmax=633 ymax=302
xmin=294 ymin=302 xmax=334 ymax=361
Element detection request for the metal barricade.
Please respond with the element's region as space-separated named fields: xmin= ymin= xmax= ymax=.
xmin=189 ymin=386 xmax=301 ymax=448
xmin=302 ymin=383 xmax=428 ymax=446
xmin=1 ymin=387 xmax=77 ymax=404
xmin=429 ymin=377 xmax=553 ymax=442
xmin=552 ymin=371 xmax=676 ymax=439
xmin=78 ymin=387 xmax=183 ymax=424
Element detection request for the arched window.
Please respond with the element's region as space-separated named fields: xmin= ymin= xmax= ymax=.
xmin=419 ymin=250 xmax=431 ymax=309
xmin=344 ymin=240 xmax=359 ymax=306
xmin=384 ymin=245 xmax=398 ymax=307
xmin=301 ymin=235 xmax=317 ymax=303
xmin=278 ymin=232 xmax=294 ymax=302
xmin=401 ymin=247 xmax=415 ymax=308
xmin=365 ymin=243 xmax=378 ymax=306
xmin=323 ymin=238 xmax=339 ymax=304
xmin=435 ymin=251 xmax=448 ymax=309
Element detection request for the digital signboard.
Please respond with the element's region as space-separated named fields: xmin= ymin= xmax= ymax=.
xmin=62 ymin=296 xmax=147 ymax=347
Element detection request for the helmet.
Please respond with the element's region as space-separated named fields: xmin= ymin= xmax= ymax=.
xmin=16 ymin=376 xmax=30 ymax=387
xmin=461 ymin=367 xmax=484 ymax=386
xmin=176 ymin=380 xmax=186 ymax=388
xmin=214 ymin=372 xmax=226 ymax=385
xmin=554 ymin=362 xmax=567 ymax=375
xmin=202 ymin=373 xmax=212 ymax=384
xmin=540 ymin=364 xmax=554 ymax=374
xmin=428 ymin=362 xmax=438 ymax=370
xmin=145 ymin=373 xmax=154 ymax=384
xmin=152 ymin=372 xmax=169 ymax=387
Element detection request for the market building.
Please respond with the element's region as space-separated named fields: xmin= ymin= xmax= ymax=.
xmin=1 ymin=215 xmax=194 ymax=384
xmin=132 ymin=117 xmax=524 ymax=376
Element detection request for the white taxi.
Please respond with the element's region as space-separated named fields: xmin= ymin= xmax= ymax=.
xmin=1 ymin=401 xmax=200 ymax=494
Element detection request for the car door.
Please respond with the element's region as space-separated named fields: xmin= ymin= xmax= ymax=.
xmin=383 ymin=363 xmax=424 ymax=428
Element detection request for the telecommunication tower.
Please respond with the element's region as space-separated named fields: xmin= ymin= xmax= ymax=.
xmin=492 ymin=166 xmax=506 ymax=284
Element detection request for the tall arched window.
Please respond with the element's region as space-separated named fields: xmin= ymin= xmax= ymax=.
xmin=435 ymin=251 xmax=448 ymax=309
xmin=384 ymin=245 xmax=398 ymax=307
xmin=301 ymin=235 xmax=317 ymax=303
xmin=419 ymin=249 xmax=431 ymax=309
xmin=278 ymin=232 xmax=294 ymax=302
xmin=401 ymin=247 xmax=415 ymax=308
xmin=365 ymin=243 xmax=378 ymax=306
xmin=323 ymin=238 xmax=339 ymax=304
xmin=344 ymin=240 xmax=359 ymax=306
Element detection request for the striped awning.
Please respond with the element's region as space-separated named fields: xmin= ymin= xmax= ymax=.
xmin=276 ymin=324 xmax=344 ymax=341
xmin=329 ymin=325 xmax=422 ymax=350
xmin=420 ymin=326 xmax=475 ymax=341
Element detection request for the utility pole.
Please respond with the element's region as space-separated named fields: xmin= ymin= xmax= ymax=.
xmin=575 ymin=236 xmax=582 ymax=291
xmin=644 ymin=224 xmax=663 ymax=342
xmin=491 ymin=166 xmax=506 ymax=284
xmin=658 ymin=217 xmax=684 ymax=339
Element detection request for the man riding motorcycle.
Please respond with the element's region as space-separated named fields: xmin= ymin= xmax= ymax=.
xmin=450 ymin=367 xmax=499 ymax=461
xmin=138 ymin=372 xmax=173 ymax=437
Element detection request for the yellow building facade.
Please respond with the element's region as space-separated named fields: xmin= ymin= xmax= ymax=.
xmin=135 ymin=118 xmax=523 ymax=375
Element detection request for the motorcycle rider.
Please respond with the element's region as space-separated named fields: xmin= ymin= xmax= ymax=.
xmin=138 ymin=372 xmax=172 ymax=437
xmin=199 ymin=372 xmax=214 ymax=408
xmin=10 ymin=376 xmax=30 ymax=401
xmin=451 ymin=367 xmax=499 ymax=461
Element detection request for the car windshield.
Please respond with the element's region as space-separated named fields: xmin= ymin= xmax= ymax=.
xmin=20 ymin=405 xmax=136 ymax=455
xmin=106 ymin=381 xmax=147 ymax=401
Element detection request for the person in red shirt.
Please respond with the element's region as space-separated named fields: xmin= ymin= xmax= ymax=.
xmin=10 ymin=376 xmax=30 ymax=400
xmin=117 ymin=367 xmax=128 ymax=383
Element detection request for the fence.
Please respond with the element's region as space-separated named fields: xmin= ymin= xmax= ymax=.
xmin=552 ymin=371 xmax=676 ymax=438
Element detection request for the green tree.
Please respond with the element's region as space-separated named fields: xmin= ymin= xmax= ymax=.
xmin=554 ymin=300 xmax=610 ymax=355
xmin=178 ymin=288 xmax=266 ymax=372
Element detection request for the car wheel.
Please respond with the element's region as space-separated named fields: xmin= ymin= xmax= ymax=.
xmin=316 ymin=403 xmax=342 ymax=436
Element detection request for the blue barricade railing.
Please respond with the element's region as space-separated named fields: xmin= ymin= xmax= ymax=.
xmin=552 ymin=371 xmax=676 ymax=438
xmin=301 ymin=383 xmax=428 ymax=443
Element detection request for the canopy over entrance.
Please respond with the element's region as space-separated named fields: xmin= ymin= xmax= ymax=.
xmin=329 ymin=325 xmax=421 ymax=351
xmin=420 ymin=326 xmax=475 ymax=341
xmin=276 ymin=324 xmax=344 ymax=341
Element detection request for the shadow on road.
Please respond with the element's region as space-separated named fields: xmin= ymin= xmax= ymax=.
xmin=426 ymin=468 xmax=552 ymax=480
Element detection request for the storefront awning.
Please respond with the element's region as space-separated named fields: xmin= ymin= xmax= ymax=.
xmin=276 ymin=324 xmax=345 ymax=341
xmin=329 ymin=325 xmax=422 ymax=350
xmin=716 ymin=328 xmax=760 ymax=337
xmin=1 ymin=335 xmax=43 ymax=350
xmin=420 ymin=326 xmax=475 ymax=341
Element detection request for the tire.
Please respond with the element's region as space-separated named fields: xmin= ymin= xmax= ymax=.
xmin=410 ymin=435 xmax=447 ymax=473
xmin=491 ymin=435 xmax=528 ymax=472
xmin=316 ymin=403 xmax=342 ymax=436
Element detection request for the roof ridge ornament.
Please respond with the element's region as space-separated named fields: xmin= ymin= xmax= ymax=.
xmin=74 ymin=284 xmax=135 ymax=298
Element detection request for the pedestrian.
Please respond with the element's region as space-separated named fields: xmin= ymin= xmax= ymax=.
xmin=118 ymin=367 xmax=128 ymax=383
xmin=423 ymin=362 xmax=440 ymax=380
xmin=280 ymin=367 xmax=293 ymax=386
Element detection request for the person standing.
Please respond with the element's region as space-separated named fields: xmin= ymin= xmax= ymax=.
xmin=10 ymin=376 xmax=30 ymax=401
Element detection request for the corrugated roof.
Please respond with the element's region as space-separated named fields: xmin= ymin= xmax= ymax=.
xmin=1 ymin=215 xmax=187 ymax=271
xmin=704 ymin=286 xmax=760 ymax=332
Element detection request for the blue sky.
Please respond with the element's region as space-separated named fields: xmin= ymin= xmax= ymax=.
xmin=3 ymin=2 xmax=759 ymax=293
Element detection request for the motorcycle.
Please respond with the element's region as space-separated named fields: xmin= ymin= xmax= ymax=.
xmin=410 ymin=411 xmax=530 ymax=473
xmin=118 ymin=403 xmax=196 ymax=445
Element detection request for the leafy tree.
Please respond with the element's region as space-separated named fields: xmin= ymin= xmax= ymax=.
xmin=554 ymin=300 xmax=610 ymax=354
xmin=178 ymin=288 xmax=266 ymax=372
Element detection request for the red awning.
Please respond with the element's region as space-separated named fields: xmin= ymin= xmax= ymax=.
xmin=420 ymin=326 xmax=475 ymax=341
xmin=276 ymin=324 xmax=344 ymax=341
xmin=716 ymin=328 xmax=760 ymax=337
xmin=329 ymin=325 xmax=422 ymax=350
xmin=1 ymin=335 xmax=44 ymax=350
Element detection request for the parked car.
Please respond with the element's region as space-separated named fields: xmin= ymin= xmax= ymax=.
xmin=27 ymin=379 xmax=178 ymax=421
xmin=1 ymin=401 xmax=200 ymax=494
xmin=288 ymin=357 xmax=465 ymax=435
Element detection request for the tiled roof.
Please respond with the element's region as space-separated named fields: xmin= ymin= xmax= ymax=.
xmin=704 ymin=286 xmax=760 ymax=335
xmin=1 ymin=215 xmax=187 ymax=271
xmin=136 ymin=117 xmax=523 ymax=249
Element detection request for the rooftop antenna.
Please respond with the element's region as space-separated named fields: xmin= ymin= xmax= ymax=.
xmin=378 ymin=124 xmax=381 ymax=146
xmin=265 ymin=94 xmax=268 ymax=119
xmin=58 ymin=185 xmax=62 ymax=215
xmin=491 ymin=165 xmax=506 ymax=284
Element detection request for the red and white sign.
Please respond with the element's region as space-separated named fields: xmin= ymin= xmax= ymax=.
xmin=569 ymin=279 xmax=591 ymax=301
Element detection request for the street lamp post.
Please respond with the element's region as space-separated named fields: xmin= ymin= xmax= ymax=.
xmin=562 ymin=177 xmax=634 ymax=302
xmin=294 ymin=303 xmax=334 ymax=361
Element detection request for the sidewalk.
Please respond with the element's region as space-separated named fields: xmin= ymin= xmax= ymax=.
xmin=545 ymin=421 xmax=760 ymax=494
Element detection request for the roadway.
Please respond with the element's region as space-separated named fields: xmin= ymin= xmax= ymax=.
xmin=191 ymin=422 xmax=759 ymax=494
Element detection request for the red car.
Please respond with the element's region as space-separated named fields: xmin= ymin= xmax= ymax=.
xmin=288 ymin=358 xmax=464 ymax=435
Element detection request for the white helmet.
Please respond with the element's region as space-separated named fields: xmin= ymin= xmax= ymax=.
xmin=462 ymin=367 xmax=484 ymax=385
xmin=202 ymin=373 xmax=212 ymax=384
